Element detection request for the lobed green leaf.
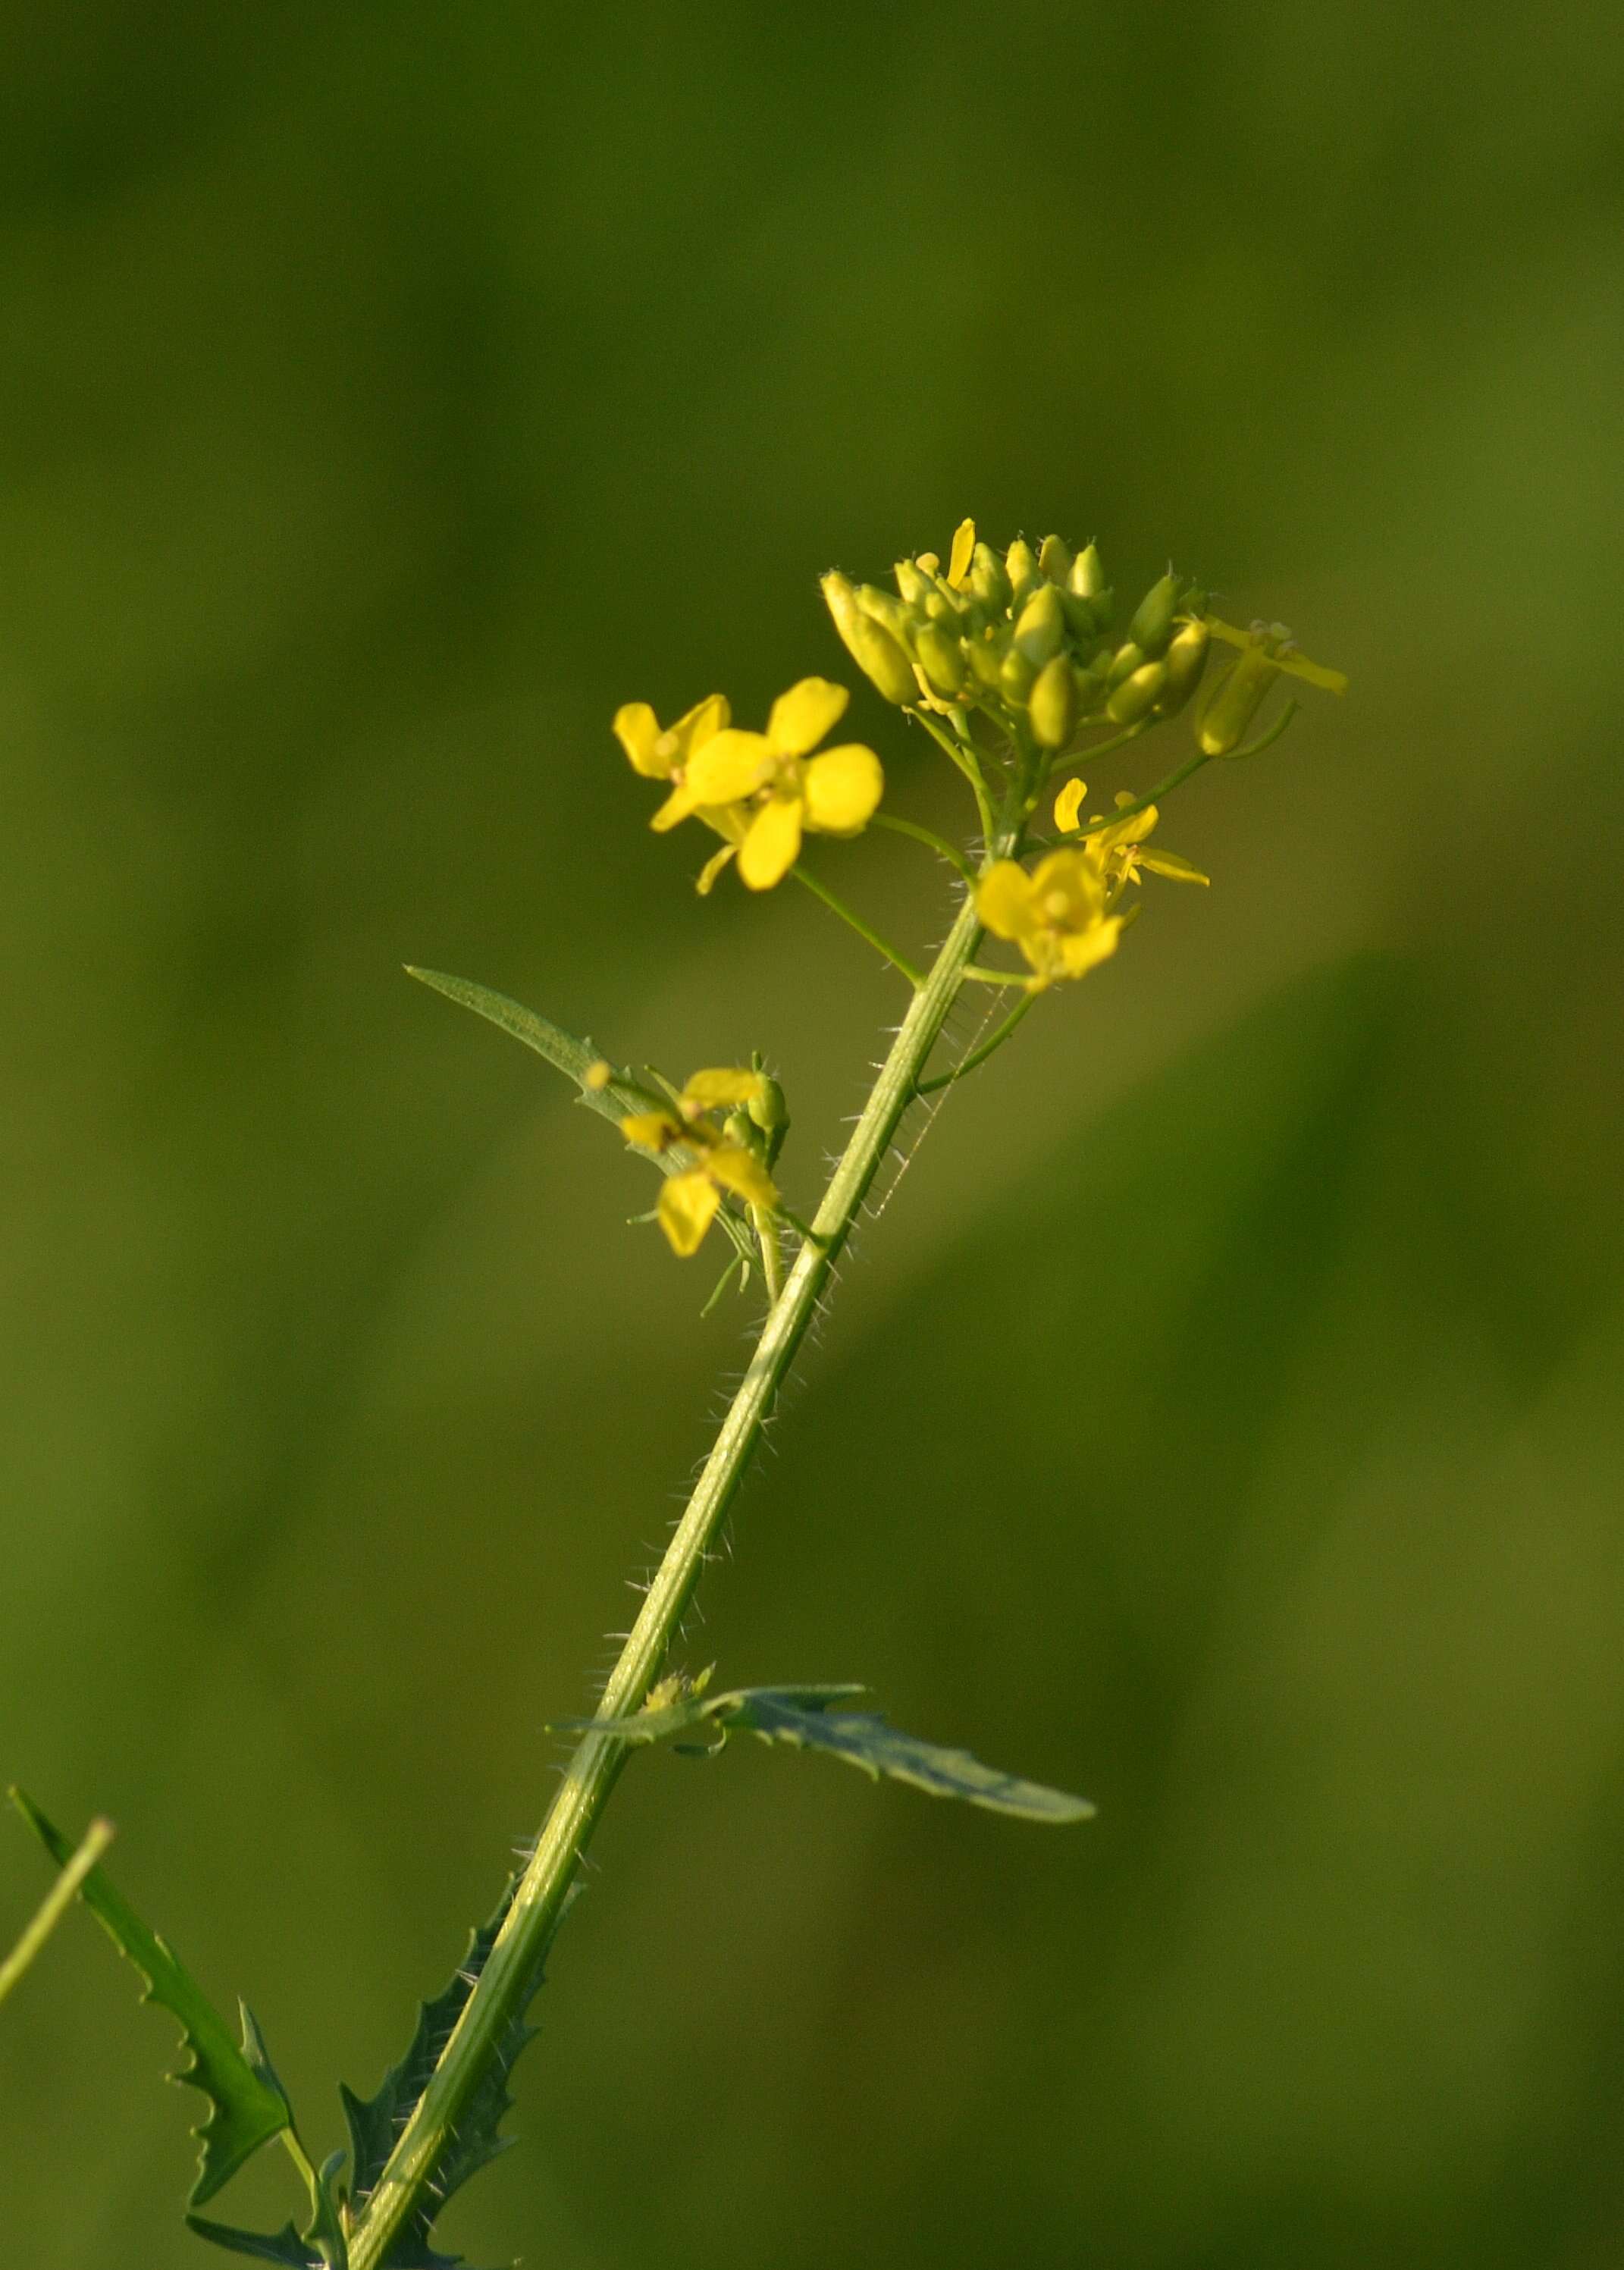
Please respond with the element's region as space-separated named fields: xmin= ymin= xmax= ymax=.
xmin=8 ymin=1789 xmax=293 ymax=2206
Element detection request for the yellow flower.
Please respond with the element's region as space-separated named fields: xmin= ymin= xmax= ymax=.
xmin=1052 ymin=782 xmax=1210 ymax=892
xmin=651 ymin=678 xmax=883 ymax=891
xmin=621 ymin=1068 xmax=779 ymax=1257
xmin=612 ymin=694 xmax=750 ymax=893
xmin=1197 ymin=619 xmax=1347 ymax=755
xmin=975 ymin=849 xmax=1124 ymax=991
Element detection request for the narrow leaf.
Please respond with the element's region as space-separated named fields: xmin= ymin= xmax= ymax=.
xmin=561 ymin=1685 xmax=1095 ymax=1822
xmin=9 ymin=1789 xmax=292 ymax=2205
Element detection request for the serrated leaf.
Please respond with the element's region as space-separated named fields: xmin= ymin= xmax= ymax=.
xmin=406 ymin=967 xmax=758 ymax=1268
xmin=341 ymin=1878 xmax=571 ymax=2269
xmin=9 ymin=1789 xmax=291 ymax=2206
xmin=562 ymin=1685 xmax=1096 ymax=1822
xmin=186 ymin=2217 xmax=321 ymax=2266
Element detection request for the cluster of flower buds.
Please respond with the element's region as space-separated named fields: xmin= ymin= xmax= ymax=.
xmin=822 ymin=521 xmax=1347 ymax=763
xmin=823 ymin=521 xmax=1212 ymax=754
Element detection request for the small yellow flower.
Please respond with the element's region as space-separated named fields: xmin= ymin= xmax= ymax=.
xmin=1052 ymin=782 xmax=1210 ymax=892
xmin=621 ymin=1068 xmax=779 ymax=1257
xmin=613 ymin=694 xmax=750 ymax=893
xmin=975 ymin=849 xmax=1124 ymax=991
xmin=1197 ymin=619 xmax=1347 ymax=755
xmin=651 ymin=679 xmax=884 ymax=892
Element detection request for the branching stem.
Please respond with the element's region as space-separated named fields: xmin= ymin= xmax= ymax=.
xmin=791 ymin=865 xmax=926 ymax=988
xmin=346 ymin=814 xmax=1020 ymax=2270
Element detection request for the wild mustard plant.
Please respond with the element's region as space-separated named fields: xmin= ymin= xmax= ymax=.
xmin=5 ymin=520 xmax=1344 ymax=2267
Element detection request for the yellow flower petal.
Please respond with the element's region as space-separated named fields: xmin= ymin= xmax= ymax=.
xmin=1028 ymin=848 xmax=1106 ymax=930
xmin=694 ymin=842 xmax=737 ymax=895
xmin=649 ymin=779 xmax=701 ymax=832
xmin=767 ymin=677 xmax=848 ymax=757
xmin=622 ymin=1111 xmax=682 ymax=1151
xmin=684 ymin=728 xmax=776 ymax=804
xmin=657 ymin=1171 xmax=720 ymax=1256
xmin=706 ymin=1143 xmax=779 ymax=1209
xmin=738 ymin=792 xmax=804 ymax=890
xmin=584 ymin=1059 xmax=613 ymax=1091
xmin=1138 ymin=848 xmax=1210 ymax=885
xmin=975 ymin=861 xmax=1036 ymax=941
xmin=667 ymin=691 xmax=731 ymax=759
xmin=613 ymin=701 xmax=668 ymax=778
xmin=1053 ymin=777 xmax=1087 ymax=834
xmin=802 ymin=743 xmax=883 ymax=835
xmin=1087 ymin=801 xmax=1159 ymax=852
xmin=1057 ymin=916 xmax=1123 ymax=980
xmin=682 ymin=1068 xmax=767 ymax=1111
xmin=947 ymin=518 xmax=976 ymax=589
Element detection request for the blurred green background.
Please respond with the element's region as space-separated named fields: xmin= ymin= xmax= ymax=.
xmin=4 ymin=4 xmax=1622 ymax=2264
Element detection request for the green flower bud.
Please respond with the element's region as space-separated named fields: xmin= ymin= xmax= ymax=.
xmin=1037 ymin=532 xmax=1074 ymax=585
xmin=822 ymin=572 xmax=919 ymax=705
xmin=1196 ymin=645 xmax=1279 ymax=754
xmin=1061 ymin=591 xmax=1102 ymax=644
xmin=1068 ymin=543 xmax=1106 ymax=600
xmin=1105 ymin=660 xmax=1168 ymax=724
xmin=969 ymin=542 xmax=1013 ymax=612
xmin=914 ymin=621 xmax=967 ymax=696
xmin=854 ymin=583 xmax=912 ymax=641
xmin=1029 ymin=653 xmax=1078 ymax=749
xmin=747 ymin=1076 xmax=788 ymax=1137
xmin=1105 ymin=639 xmax=1146 ymax=689
xmin=999 ymin=645 xmax=1038 ymax=707
xmin=1073 ymin=650 xmax=1111 ymax=713
xmin=966 ymin=629 xmax=1005 ymax=689
xmin=1154 ymin=619 xmax=1211 ymax=716
xmin=1005 ymin=538 xmax=1039 ymax=606
xmin=1013 ymin=583 xmax=1066 ymax=666
xmin=895 ymin=559 xmax=934 ymax=606
xmin=1126 ymin=572 xmax=1182 ymax=658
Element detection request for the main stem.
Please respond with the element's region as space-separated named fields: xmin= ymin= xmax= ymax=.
xmin=347 ymin=853 xmax=1006 ymax=2269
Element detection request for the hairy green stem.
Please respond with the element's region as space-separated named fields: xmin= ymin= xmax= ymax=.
xmin=347 ymin=845 xmax=1011 ymax=2270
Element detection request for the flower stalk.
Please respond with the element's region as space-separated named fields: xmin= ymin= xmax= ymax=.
xmin=346 ymin=832 xmax=1011 ymax=2270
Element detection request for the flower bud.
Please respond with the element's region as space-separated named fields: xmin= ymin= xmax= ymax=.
xmin=969 ymin=543 xmax=1013 ymax=612
xmin=1013 ymin=583 xmax=1066 ymax=666
xmin=747 ymin=1075 xmax=788 ymax=1137
xmin=1196 ymin=645 xmax=1279 ymax=754
xmin=822 ymin=572 xmax=918 ymax=705
xmin=1061 ymin=591 xmax=1102 ymax=643
xmin=1126 ymin=572 xmax=1182 ymax=658
xmin=1154 ymin=619 xmax=1211 ymax=716
xmin=1005 ymin=538 xmax=1039 ymax=606
xmin=895 ymin=559 xmax=934 ymax=606
xmin=854 ymin=583 xmax=912 ymax=643
xmin=1073 ymin=651 xmax=1111 ymax=713
xmin=1029 ymin=653 xmax=1078 ymax=749
xmin=999 ymin=645 xmax=1038 ymax=707
xmin=1105 ymin=660 xmax=1168 ymax=724
xmin=914 ymin=621 xmax=967 ymax=696
xmin=1105 ymin=640 xmax=1146 ymax=689
xmin=1068 ymin=543 xmax=1106 ymax=600
xmin=966 ymin=629 xmax=1005 ymax=689
xmin=1038 ymin=532 xmax=1074 ymax=585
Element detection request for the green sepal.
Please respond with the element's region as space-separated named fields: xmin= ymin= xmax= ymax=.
xmin=341 ymin=1878 xmax=572 ymax=2268
xmin=406 ymin=967 xmax=757 ymax=1268
xmin=185 ymin=2217 xmax=321 ymax=2266
xmin=9 ymin=1790 xmax=292 ymax=2206
xmin=557 ymin=1685 xmax=1096 ymax=1823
